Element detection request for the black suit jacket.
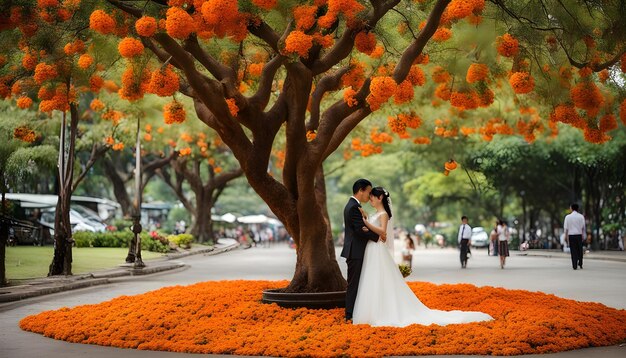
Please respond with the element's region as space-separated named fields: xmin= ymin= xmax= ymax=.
xmin=340 ymin=198 xmax=379 ymax=259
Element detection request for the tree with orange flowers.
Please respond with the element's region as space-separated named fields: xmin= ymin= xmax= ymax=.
xmin=157 ymin=130 xmax=243 ymax=244
xmin=84 ymin=0 xmax=625 ymax=293
xmin=4 ymin=0 xmax=626 ymax=293
xmin=0 ymin=1 xmax=120 ymax=277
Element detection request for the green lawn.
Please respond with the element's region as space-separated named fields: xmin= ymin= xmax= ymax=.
xmin=5 ymin=246 xmax=165 ymax=280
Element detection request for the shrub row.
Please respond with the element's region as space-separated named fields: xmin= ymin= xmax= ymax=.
xmin=73 ymin=231 xmax=170 ymax=253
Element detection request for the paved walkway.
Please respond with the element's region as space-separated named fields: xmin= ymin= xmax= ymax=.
xmin=0 ymin=244 xmax=624 ymax=358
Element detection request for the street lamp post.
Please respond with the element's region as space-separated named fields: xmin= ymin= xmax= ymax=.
xmin=132 ymin=117 xmax=144 ymax=268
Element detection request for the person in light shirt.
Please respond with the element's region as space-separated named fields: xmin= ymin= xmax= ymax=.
xmin=563 ymin=203 xmax=586 ymax=270
xmin=457 ymin=216 xmax=472 ymax=268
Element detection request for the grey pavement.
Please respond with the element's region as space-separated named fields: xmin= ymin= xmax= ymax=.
xmin=0 ymin=243 xmax=625 ymax=358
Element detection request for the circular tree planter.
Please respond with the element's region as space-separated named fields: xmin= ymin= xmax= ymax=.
xmin=262 ymin=289 xmax=346 ymax=309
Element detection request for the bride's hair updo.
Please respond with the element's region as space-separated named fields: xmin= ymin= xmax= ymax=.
xmin=370 ymin=187 xmax=392 ymax=218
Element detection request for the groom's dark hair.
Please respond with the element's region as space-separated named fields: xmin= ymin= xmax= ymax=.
xmin=352 ymin=179 xmax=372 ymax=194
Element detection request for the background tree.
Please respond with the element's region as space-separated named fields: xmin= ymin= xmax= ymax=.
xmin=158 ymin=129 xmax=243 ymax=244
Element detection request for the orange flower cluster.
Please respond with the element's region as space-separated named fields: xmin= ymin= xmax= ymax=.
xmin=164 ymin=100 xmax=186 ymax=124
xmin=479 ymin=118 xmax=514 ymax=141
xmin=225 ymin=98 xmax=239 ymax=117
xmin=370 ymin=128 xmax=393 ymax=144
xmin=38 ymin=84 xmax=76 ymax=113
xmin=63 ymin=39 xmax=85 ymax=55
xmin=407 ymin=65 xmax=426 ymax=86
xmin=496 ymin=33 xmax=519 ymax=57
xmin=387 ymin=116 xmax=407 ymax=135
xmin=16 ymin=96 xmax=33 ymax=109
xmin=460 ymin=126 xmax=476 ymax=136
xmin=598 ymin=113 xmax=617 ymax=132
xmin=90 ymin=98 xmax=105 ymax=112
xmin=318 ymin=0 xmax=365 ymax=29
xmin=179 ymin=147 xmax=192 ymax=156
xmin=598 ymin=69 xmax=609 ymax=83
xmin=104 ymin=136 xmax=114 ymax=145
xmin=293 ymin=5 xmax=317 ymax=31
xmin=443 ymin=159 xmax=458 ymax=176
xmin=343 ymin=87 xmax=358 ymax=107
xmin=431 ymin=66 xmax=451 ymax=84
xmin=434 ymin=118 xmax=458 ymax=138
xmin=413 ymin=136 xmax=431 ymax=145
xmin=508 ymin=72 xmax=534 ymax=94
xmin=550 ymin=104 xmax=585 ymax=129
xmin=147 ymin=65 xmax=179 ymax=97
xmin=355 ymin=31 xmax=377 ymax=55
xmin=516 ymin=117 xmax=544 ymax=143
xmin=89 ymin=10 xmax=116 ymax=35
xmin=570 ymin=81 xmax=604 ymax=116
xmin=450 ymin=91 xmax=479 ymax=110
xmin=118 ymin=37 xmax=144 ymax=58
xmin=119 ymin=66 xmax=149 ymax=101
xmin=284 ymin=30 xmax=313 ymax=58
xmin=77 ymin=54 xmax=93 ymax=69
xmin=102 ymin=110 xmax=123 ymax=124
xmin=14 ymin=126 xmax=37 ymax=142
xmin=583 ymin=127 xmax=610 ymax=144
xmin=112 ymin=142 xmax=124 ymax=151
xmin=248 ymin=63 xmax=263 ymax=77
xmin=166 ymin=6 xmax=195 ymax=39
xmin=135 ymin=16 xmax=157 ymax=37
xmin=20 ymin=280 xmax=626 ymax=357
xmin=22 ymin=52 xmax=38 ymax=71
xmin=341 ymin=61 xmax=365 ymax=89
xmin=393 ymin=80 xmax=414 ymax=105
xmin=200 ymin=0 xmax=248 ymax=41
xmin=432 ymin=27 xmax=452 ymax=42
xmin=252 ymin=0 xmax=276 ymax=10
xmin=466 ymin=63 xmax=489 ymax=83
xmin=441 ymin=0 xmax=484 ymax=24
xmin=366 ymin=76 xmax=396 ymax=111
xmin=89 ymin=74 xmax=104 ymax=92
xmin=33 ymin=63 xmax=57 ymax=84
xmin=306 ymin=130 xmax=316 ymax=142
xmin=351 ymin=138 xmax=383 ymax=157
xmin=434 ymin=83 xmax=451 ymax=101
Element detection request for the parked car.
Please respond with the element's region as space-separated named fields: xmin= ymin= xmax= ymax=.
xmin=471 ymin=227 xmax=489 ymax=248
xmin=39 ymin=206 xmax=107 ymax=234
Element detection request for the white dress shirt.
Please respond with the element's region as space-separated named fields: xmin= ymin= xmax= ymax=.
xmin=458 ymin=224 xmax=471 ymax=243
xmin=564 ymin=210 xmax=586 ymax=236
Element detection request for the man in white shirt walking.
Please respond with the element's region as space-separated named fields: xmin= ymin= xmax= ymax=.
xmin=564 ymin=203 xmax=586 ymax=270
xmin=458 ymin=216 xmax=472 ymax=268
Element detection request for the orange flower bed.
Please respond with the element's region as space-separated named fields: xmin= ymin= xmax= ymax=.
xmin=19 ymin=281 xmax=626 ymax=357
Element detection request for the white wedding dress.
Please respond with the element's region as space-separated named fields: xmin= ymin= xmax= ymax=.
xmin=352 ymin=211 xmax=493 ymax=327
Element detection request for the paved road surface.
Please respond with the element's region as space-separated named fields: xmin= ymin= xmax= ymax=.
xmin=1 ymin=244 xmax=624 ymax=357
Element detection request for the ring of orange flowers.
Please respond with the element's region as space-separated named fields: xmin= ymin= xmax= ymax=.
xmin=20 ymin=280 xmax=626 ymax=357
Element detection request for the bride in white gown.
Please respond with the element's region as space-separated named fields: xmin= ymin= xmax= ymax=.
xmin=352 ymin=187 xmax=493 ymax=327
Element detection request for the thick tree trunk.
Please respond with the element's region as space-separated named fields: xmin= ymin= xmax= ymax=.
xmin=284 ymin=206 xmax=346 ymax=293
xmin=103 ymin=157 xmax=133 ymax=217
xmin=281 ymin=168 xmax=345 ymax=293
xmin=0 ymin=191 xmax=7 ymax=286
xmin=49 ymin=105 xmax=78 ymax=276
xmin=189 ymin=191 xmax=214 ymax=244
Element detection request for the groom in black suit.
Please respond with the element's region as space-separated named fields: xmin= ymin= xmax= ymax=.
xmin=341 ymin=179 xmax=383 ymax=321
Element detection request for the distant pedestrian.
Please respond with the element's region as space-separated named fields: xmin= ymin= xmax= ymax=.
xmin=489 ymin=221 xmax=499 ymax=256
xmin=564 ymin=203 xmax=586 ymax=270
xmin=497 ymin=220 xmax=510 ymax=269
xmin=402 ymin=233 xmax=415 ymax=267
xmin=458 ymin=216 xmax=472 ymax=268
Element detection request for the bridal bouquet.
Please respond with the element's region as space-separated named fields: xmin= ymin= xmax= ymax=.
xmin=398 ymin=264 xmax=412 ymax=278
